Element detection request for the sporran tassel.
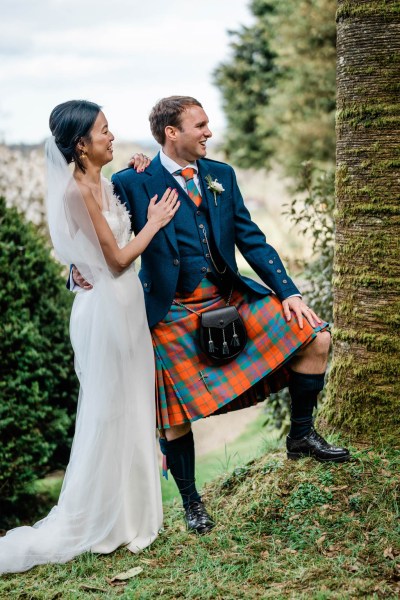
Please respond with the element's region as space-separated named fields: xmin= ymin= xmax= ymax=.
xmin=208 ymin=329 xmax=215 ymax=353
xmin=232 ymin=322 xmax=240 ymax=347
xmin=222 ymin=329 xmax=229 ymax=355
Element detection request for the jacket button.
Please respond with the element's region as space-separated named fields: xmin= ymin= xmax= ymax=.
xmin=196 ymin=210 xmax=201 ymax=216
xmin=277 ymin=269 xmax=282 ymax=273
xmin=199 ymin=224 xmax=204 ymax=229
xmin=143 ymin=283 xmax=148 ymax=288
xmin=282 ymin=279 xmax=287 ymax=284
xmin=201 ymin=267 xmax=207 ymax=272
xmin=173 ymin=259 xmax=179 ymax=266
xmin=269 ymin=259 xmax=273 ymax=264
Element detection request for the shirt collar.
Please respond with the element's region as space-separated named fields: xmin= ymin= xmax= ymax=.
xmin=160 ymin=148 xmax=198 ymax=175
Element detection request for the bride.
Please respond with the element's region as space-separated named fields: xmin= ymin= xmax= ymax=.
xmin=0 ymin=100 xmax=179 ymax=573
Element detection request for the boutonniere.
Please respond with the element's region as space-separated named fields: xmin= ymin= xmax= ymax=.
xmin=205 ymin=174 xmax=225 ymax=206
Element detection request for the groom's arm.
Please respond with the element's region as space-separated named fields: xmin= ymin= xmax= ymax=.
xmin=226 ymin=166 xmax=300 ymax=300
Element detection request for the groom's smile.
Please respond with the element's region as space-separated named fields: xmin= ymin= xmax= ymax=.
xmin=169 ymin=105 xmax=213 ymax=165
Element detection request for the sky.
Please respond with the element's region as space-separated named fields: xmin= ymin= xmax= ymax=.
xmin=0 ymin=0 xmax=253 ymax=145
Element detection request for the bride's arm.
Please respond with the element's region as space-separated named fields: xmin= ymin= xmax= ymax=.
xmin=80 ymin=186 xmax=179 ymax=273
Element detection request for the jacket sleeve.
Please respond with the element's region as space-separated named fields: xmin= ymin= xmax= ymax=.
xmin=228 ymin=166 xmax=300 ymax=300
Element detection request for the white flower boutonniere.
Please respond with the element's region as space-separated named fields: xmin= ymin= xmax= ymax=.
xmin=205 ymin=174 xmax=225 ymax=207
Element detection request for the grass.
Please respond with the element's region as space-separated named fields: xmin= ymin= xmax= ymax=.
xmin=1 ymin=437 xmax=399 ymax=599
xmin=161 ymin=411 xmax=275 ymax=503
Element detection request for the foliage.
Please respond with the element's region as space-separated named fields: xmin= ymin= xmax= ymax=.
xmin=215 ymin=0 xmax=336 ymax=176
xmin=262 ymin=164 xmax=335 ymax=434
xmin=1 ymin=443 xmax=398 ymax=598
xmin=0 ymin=197 xmax=77 ymax=519
xmin=214 ymin=1 xmax=278 ymax=168
xmin=285 ymin=162 xmax=335 ymax=323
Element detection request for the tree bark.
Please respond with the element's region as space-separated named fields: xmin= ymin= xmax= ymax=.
xmin=323 ymin=0 xmax=400 ymax=440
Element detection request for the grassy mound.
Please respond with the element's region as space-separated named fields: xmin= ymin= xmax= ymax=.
xmin=1 ymin=444 xmax=399 ymax=599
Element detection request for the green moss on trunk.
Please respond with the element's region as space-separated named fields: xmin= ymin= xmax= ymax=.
xmin=321 ymin=1 xmax=400 ymax=441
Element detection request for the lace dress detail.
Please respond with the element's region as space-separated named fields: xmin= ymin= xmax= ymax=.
xmin=101 ymin=178 xmax=131 ymax=248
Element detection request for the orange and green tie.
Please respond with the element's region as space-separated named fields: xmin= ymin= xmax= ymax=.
xmin=175 ymin=167 xmax=202 ymax=207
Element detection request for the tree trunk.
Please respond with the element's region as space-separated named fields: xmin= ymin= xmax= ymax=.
xmin=323 ymin=1 xmax=400 ymax=441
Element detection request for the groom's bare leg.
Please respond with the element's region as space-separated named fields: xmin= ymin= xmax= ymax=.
xmin=165 ymin=423 xmax=191 ymax=441
xmin=289 ymin=330 xmax=331 ymax=375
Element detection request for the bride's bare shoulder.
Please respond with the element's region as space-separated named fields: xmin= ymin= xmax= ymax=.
xmin=71 ymin=178 xmax=102 ymax=213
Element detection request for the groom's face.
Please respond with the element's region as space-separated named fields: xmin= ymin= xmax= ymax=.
xmin=174 ymin=106 xmax=212 ymax=162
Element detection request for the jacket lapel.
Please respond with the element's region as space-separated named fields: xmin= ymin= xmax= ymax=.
xmin=197 ymin=160 xmax=221 ymax=245
xmin=143 ymin=154 xmax=179 ymax=254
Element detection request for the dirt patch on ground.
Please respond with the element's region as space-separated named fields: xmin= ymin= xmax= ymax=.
xmin=192 ymin=404 xmax=263 ymax=456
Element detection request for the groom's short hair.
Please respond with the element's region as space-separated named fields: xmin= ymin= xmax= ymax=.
xmin=149 ymin=96 xmax=202 ymax=145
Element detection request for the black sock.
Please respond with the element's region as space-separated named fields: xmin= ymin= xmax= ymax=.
xmin=159 ymin=430 xmax=201 ymax=509
xmin=288 ymin=371 xmax=325 ymax=439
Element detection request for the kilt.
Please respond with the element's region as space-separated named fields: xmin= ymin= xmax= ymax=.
xmin=151 ymin=277 xmax=328 ymax=430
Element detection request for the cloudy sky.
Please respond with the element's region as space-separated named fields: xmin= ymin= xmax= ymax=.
xmin=0 ymin=0 xmax=253 ymax=145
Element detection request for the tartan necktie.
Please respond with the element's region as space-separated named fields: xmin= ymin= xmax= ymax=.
xmin=174 ymin=167 xmax=202 ymax=207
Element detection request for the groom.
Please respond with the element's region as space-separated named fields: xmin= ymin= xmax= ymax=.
xmin=109 ymin=96 xmax=350 ymax=534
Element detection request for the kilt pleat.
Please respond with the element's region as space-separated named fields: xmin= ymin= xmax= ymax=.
xmin=151 ymin=278 xmax=328 ymax=429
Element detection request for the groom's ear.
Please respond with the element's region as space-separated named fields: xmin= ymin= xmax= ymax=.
xmin=165 ymin=125 xmax=178 ymax=142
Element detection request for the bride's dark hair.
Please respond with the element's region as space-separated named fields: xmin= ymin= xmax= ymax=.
xmin=49 ymin=100 xmax=101 ymax=173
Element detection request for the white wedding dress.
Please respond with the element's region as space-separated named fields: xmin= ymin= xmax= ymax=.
xmin=0 ymin=172 xmax=163 ymax=574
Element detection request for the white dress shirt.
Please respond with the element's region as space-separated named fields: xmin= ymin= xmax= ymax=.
xmin=159 ymin=148 xmax=202 ymax=196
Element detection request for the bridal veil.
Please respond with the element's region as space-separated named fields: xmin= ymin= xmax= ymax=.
xmin=0 ymin=138 xmax=162 ymax=573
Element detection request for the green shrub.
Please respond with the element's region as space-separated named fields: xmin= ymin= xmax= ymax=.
xmin=285 ymin=162 xmax=335 ymax=323
xmin=0 ymin=197 xmax=78 ymax=519
xmin=263 ymin=164 xmax=335 ymax=433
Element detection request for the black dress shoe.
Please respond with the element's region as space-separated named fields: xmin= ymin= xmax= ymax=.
xmin=286 ymin=427 xmax=350 ymax=462
xmin=184 ymin=501 xmax=215 ymax=535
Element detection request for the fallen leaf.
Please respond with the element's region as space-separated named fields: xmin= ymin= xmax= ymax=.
xmin=110 ymin=566 xmax=143 ymax=582
xmin=317 ymin=534 xmax=327 ymax=545
xmin=288 ymin=514 xmax=301 ymax=521
xmin=384 ymin=547 xmax=395 ymax=560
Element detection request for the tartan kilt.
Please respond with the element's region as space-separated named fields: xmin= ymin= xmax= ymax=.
xmin=151 ymin=277 xmax=328 ymax=430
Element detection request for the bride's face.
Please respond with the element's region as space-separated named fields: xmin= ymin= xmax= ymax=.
xmin=84 ymin=111 xmax=114 ymax=167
